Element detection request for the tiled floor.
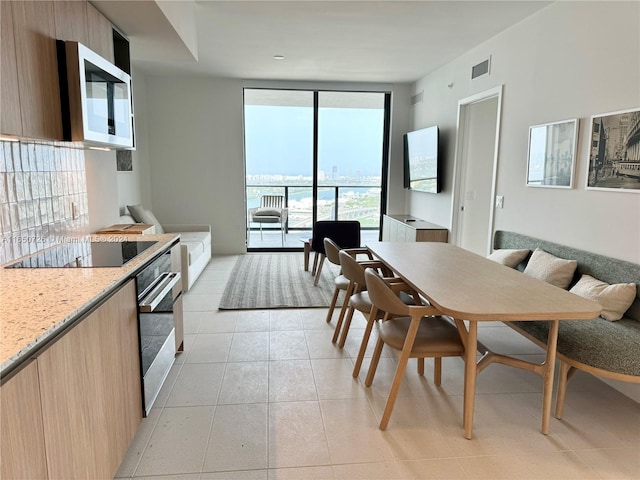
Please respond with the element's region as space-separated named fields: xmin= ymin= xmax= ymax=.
xmin=116 ymin=255 xmax=640 ymax=480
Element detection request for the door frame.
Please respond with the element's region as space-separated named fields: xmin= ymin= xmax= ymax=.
xmin=449 ymin=85 xmax=503 ymax=253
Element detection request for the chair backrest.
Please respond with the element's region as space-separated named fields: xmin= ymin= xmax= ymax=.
xmin=311 ymin=220 xmax=361 ymax=254
xmin=324 ymin=238 xmax=342 ymax=266
xmin=339 ymin=249 xmax=367 ymax=286
xmin=260 ymin=195 xmax=284 ymax=209
xmin=365 ymin=268 xmax=412 ymax=317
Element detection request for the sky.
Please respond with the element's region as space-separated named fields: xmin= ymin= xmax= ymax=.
xmin=244 ymin=105 xmax=385 ymax=178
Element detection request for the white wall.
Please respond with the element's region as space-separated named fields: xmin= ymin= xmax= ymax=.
xmin=85 ymin=149 xmax=120 ymax=232
xmin=407 ymin=1 xmax=640 ymax=402
xmin=144 ymin=76 xmax=246 ymax=254
xmin=142 ymin=77 xmax=411 ymax=254
xmin=407 ymin=1 xmax=640 ymax=264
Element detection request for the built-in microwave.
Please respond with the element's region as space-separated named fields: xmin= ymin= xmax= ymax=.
xmin=58 ymin=41 xmax=134 ymax=149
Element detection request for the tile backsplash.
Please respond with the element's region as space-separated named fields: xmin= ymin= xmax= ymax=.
xmin=0 ymin=141 xmax=89 ymax=265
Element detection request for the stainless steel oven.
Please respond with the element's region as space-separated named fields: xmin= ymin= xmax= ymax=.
xmin=136 ymin=249 xmax=181 ymax=415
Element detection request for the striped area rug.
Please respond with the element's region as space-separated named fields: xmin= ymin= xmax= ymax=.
xmin=218 ymin=254 xmax=339 ymax=309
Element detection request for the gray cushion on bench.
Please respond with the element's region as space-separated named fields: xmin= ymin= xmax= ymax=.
xmin=510 ymin=318 xmax=640 ymax=377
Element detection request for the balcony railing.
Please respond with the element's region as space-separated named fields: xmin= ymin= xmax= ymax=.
xmin=247 ymin=184 xmax=381 ymax=232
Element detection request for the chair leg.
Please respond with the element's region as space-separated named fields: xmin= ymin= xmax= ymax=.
xmin=281 ymin=224 xmax=285 ymax=246
xmin=353 ymin=308 xmax=378 ymax=378
xmin=433 ymin=357 xmax=442 ymax=386
xmin=311 ymin=252 xmax=319 ymax=275
xmin=417 ymin=357 xmax=425 ymax=376
xmin=332 ymin=284 xmax=353 ymax=344
xmin=337 ymin=304 xmax=357 ymax=348
xmin=364 ymin=337 xmax=385 ymax=387
xmin=325 ymin=287 xmax=340 ymax=323
xmin=259 ymin=223 xmax=263 ymax=241
xmin=313 ymin=255 xmax=326 ymax=286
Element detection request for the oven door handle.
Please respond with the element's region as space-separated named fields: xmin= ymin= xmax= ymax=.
xmin=139 ymin=272 xmax=181 ymax=312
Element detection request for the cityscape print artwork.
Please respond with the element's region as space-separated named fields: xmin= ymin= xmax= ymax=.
xmin=587 ymin=108 xmax=640 ymax=192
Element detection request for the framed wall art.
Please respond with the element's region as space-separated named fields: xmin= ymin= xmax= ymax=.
xmin=526 ymin=118 xmax=578 ymax=188
xmin=586 ymin=107 xmax=640 ymax=192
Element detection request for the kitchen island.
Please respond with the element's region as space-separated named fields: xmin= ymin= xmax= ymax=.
xmin=0 ymin=233 xmax=180 ymax=480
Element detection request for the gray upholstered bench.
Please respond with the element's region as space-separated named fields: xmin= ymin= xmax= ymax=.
xmin=493 ymin=231 xmax=640 ymax=418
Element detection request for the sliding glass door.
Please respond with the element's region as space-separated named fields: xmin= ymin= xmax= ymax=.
xmin=244 ymin=88 xmax=389 ymax=250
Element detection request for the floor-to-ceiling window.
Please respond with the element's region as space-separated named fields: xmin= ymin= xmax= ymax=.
xmin=244 ymin=88 xmax=389 ymax=250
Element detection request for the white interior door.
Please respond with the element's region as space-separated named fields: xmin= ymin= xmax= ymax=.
xmin=452 ymin=87 xmax=502 ymax=256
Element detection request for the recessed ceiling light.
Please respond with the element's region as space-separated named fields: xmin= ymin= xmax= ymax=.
xmin=273 ymin=55 xmax=285 ymax=60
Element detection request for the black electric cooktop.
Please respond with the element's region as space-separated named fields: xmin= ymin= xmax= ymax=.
xmin=5 ymin=241 xmax=157 ymax=269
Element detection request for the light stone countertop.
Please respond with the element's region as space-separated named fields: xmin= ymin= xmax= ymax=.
xmin=0 ymin=233 xmax=180 ymax=378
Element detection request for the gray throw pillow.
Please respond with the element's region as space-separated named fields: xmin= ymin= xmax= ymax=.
xmin=126 ymin=205 xmax=165 ymax=234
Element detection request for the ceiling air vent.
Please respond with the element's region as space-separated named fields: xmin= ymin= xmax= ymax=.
xmin=410 ymin=90 xmax=423 ymax=106
xmin=471 ymin=56 xmax=491 ymax=79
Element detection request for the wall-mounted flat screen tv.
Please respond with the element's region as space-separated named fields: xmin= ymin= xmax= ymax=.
xmin=403 ymin=126 xmax=440 ymax=193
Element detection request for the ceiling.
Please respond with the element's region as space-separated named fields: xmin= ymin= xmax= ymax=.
xmin=93 ymin=0 xmax=551 ymax=84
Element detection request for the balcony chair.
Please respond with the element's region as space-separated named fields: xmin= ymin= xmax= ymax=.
xmin=248 ymin=195 xmax=288 ymax=246
xmin=310 ymin=220 xmax=361 ymax=286
xmin=363 ymin=268 xmax=465 ymax=430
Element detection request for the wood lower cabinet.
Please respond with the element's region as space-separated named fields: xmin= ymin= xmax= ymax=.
xmin=0 ymin=361 xmax=48 ymax=480
xmin=37 ymin=280 xmax=141 ymax=479
xmin=382 ymin=214 xmax=448 ymax=243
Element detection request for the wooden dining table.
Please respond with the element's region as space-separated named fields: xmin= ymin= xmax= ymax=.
xmin=366 ymin=241 xmax=602 ymax=439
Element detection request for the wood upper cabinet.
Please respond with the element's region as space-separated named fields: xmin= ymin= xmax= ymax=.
xmin=53 ymin=0 xmax=89 ymax=44
xmin=1 ymin=1 xmax=22 ymax=136
xmin=10 ymin=1 xmax=62 ymax=140
xmin=0 ymin=361 xmax=48 ymax=480
xmin=37 ymin=280 xmax=141 ymax=479
xmin=87 ymin=3 xmax=114 ymax=62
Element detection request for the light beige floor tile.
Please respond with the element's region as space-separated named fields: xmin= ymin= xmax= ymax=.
xmin=183 ymin=293 xmax=221 ymax=312
xmin=270 ymin=330 xmax=309 ymax=360
xmin=269 ymin=359 xmax=317 ymax=402
xmin=305 ymin=329 xmax=349 ymax=360
xmin=368 ymin=395 xmax=454 ymax=460
xmin=235 ymin=310 xmax=270 ymax=331
xmin=152 ymin=362 xmax=183 ymax=408
xmin=269 ymin=309 xmax=303 ymax=330
xmin=268 ymin=466 xmax=334 ymax=480
xmin=218 ymin=361 xmax=269 ymax=404
xmin=201 ymin=470 xmax=268 ymax=480
xmin=165 ymin=362 xmax=225 ymax=407
xmin=311 ymin=358 xmax=366 ymax=400
xmin=395 ymin=458 xmax=469 ymax=479
xmin=198 ymin=310 xmax=239 ymax=333
xmin=358 ymin=356 xmax=417 ymax=399
xmin=341 ymin=327 xmax=393 ymax=360
xmin=189 ymin=277 xmax=228 ymax=295
xmin=268 ymin=401 xmax=331 ymax=468
xmin=320 ymin=398 xmax=394 ymax=465
xmin=183 ymin=310 xmax=205 ymax=334
xmin=134 ymin=406 xmax=215 ymax=476
xmin=332 ymin=461 xmax=401 ymax=480
xmin=175 ymin=334 xmax=197 ymax=365
xmin=115 ymin=408 xmax=162 ymax=478
xmin=228 ymin=331 xmax=270 ymax=361
xmin=203 ymin=403 xmax=268 ymax=472
xmin=457 ymin=451 xmax=599 ymax=480
xmin=133 ymin=475 xmax=200 ymax=480
xmin=301 ymin=308 xmax=334 ymax=329
xmin=185 ymin=333 xmax=233 ymax=363
xmin=573 ymin=447 xmax=640 ymax=479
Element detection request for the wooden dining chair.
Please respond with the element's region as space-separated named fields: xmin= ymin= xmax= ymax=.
xmin=322 ymin=238 xmax=373 ymax=325
xmin=363 ymin=268 xmax=465 ymax=430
